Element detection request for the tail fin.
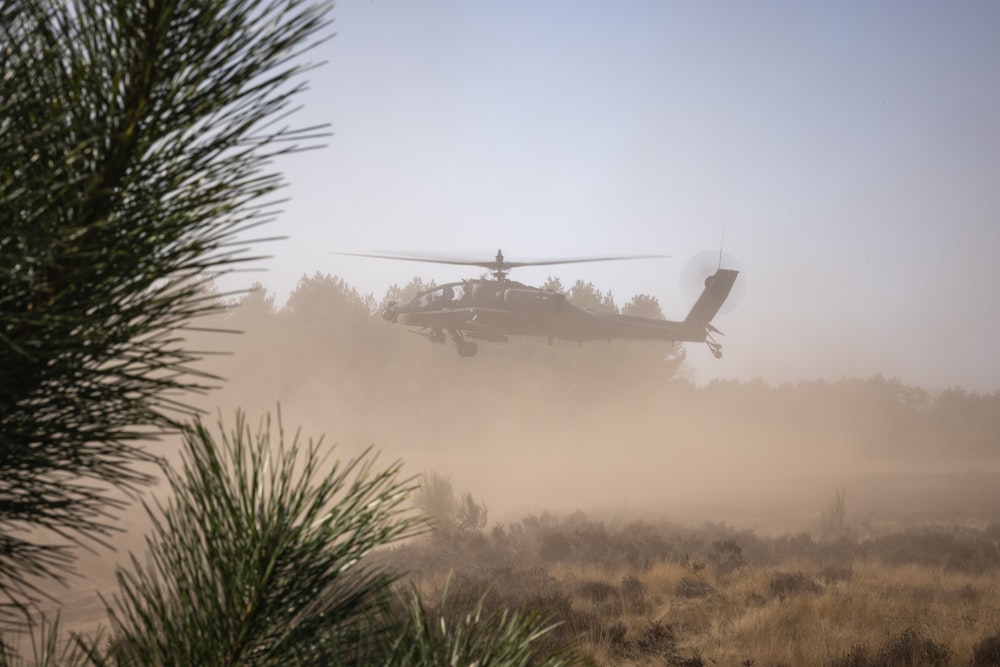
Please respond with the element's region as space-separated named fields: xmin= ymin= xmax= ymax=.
xmin=683 ymin=269 xmax=739 ymax=325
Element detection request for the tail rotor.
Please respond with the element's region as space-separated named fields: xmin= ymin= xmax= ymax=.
xmin=681 ymin=249 xmax=746 ymax=317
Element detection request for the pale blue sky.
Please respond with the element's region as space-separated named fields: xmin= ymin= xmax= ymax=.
xmin=230 ymin=1 xmax=1000 ymax=392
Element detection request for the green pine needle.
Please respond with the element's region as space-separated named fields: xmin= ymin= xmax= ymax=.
xmin=100 ymin=410 xmax=423 ymax=666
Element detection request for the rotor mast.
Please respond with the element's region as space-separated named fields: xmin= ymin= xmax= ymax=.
xmin=491 ymin=249 xmax=510 ymax=281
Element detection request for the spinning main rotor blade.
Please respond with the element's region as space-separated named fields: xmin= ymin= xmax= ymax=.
xmin=334 ymin=250 xmax=669 ymax=273
xmin=497 ymin=254 xmax=669 ymax=269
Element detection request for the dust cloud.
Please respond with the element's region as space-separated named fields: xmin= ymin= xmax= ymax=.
xmin=36 ymin=275 xmax=1000 ymax=635
xmin=187 ymin=277 xmax=1000 ymax=531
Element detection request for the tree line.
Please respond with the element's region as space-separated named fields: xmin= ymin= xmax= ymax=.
xmin=208 ymin=272 xmax=1000 ymax=466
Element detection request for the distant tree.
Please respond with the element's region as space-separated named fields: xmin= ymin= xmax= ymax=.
xmin=380 ymin=276 xmax=436 ymax=311
xmin=568 ymin=280 xmax=618 ymax=314
xmin=820 ymin=487 xmax=849 ymax=537
xmin=279 ymin=273 xmax=387 ymax=379
xmin=541 ymin=276 xmax=566 ymax=293
xmin=411 ymin=472 xmax=456 ymax=530
xmin=622 ymin=294 xmax=665 ymax=319
xmin=220 ymin=282 xmax=278 ymax=335
xmin=283 ymin=272 xmax=375 ymax=320
xmin=412 ymin=472 xmax=488 ymax=534
xmin=206 ymin=284 xmax=284 ymax=416
xmin=231 ymin=283 xmax=278 ymax=318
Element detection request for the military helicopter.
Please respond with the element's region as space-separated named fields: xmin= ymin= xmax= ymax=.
xmin=338 ymin=250 xmax=738 ymax=358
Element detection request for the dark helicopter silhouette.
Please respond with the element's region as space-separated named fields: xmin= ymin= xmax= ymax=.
xmin=338 ymin=250 xmax=738 ymax=358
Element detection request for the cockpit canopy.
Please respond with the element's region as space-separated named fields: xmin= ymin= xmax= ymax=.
xmin=409 ymin=282 xmax=469 ymax=308
xmin=408 ymin=280 xmax=566 ymax=311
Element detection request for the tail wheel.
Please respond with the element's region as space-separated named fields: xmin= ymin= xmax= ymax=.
xmin=706 ymin=332 xmax=723 ymax=359
xmin=457 ymin=341 xmax=478 ymax=357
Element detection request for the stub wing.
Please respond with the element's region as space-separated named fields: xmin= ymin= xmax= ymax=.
xmin=396 ymin=307 xmax=476 ymax=329
xmin=397 ymin=306 xmax=509 ymax=329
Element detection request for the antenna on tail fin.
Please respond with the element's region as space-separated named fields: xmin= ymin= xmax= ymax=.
xmin=719 ymin=227 xmax=725 ymax=270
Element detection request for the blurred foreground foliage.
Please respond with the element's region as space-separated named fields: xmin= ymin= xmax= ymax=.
xmin=1 ymin=0 xmax=333 ymax=619
xmin=102 ymin=412 xmax=420 ymax=665
xmin=1 ymin=0 xmax=573 ymax=663
xmin=0 ymin=414 xmax=574 ymax=665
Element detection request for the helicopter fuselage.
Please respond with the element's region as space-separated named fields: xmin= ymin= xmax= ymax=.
xmin=381 ymin=270 xmax=738 ymax=357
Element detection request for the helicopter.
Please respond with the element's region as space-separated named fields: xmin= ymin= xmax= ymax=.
xmin=338 ymin=250 xmax=739 ymax=358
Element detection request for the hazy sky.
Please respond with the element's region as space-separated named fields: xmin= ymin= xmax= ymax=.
xmin=226 ymin=1 xmax=1000 ymax=393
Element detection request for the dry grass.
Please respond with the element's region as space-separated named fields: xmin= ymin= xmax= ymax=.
xmin=563 ymin=559 xmax=1000 ymax=665
xmin=386 ymin=516 xmax=1000 ymax=666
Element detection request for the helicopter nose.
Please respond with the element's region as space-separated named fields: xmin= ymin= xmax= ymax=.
xmin=381 ymin=301 xmax=398 ymax=322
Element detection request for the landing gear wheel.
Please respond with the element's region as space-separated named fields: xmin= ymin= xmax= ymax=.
xmin=706 ymin=337 xmax=723 ymax=359
xmin=457 ymin=341 xmax=478 ymax=357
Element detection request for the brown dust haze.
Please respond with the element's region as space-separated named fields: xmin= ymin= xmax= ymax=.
xmin=193 ymin=275 xmax=1000 ymax=529
xmin=44 ymin=273 xmax=1000 ymax=635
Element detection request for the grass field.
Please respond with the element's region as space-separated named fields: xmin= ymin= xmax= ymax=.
xmin=386 ymin=512 xmax=1000 ymax=666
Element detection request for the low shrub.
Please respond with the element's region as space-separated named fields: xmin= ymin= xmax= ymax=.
xmin=769 ymin=571 xmax=821 ymax=599
xmin=827 ymin=628 xmax=950 ymax=667
xmin=577 ymin=579 xmax=616 ymax=603
xmin=675 ymin=578 xmax=715 ymax=598
xmin=972 ymin=631 xmax=1000 ymax=667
